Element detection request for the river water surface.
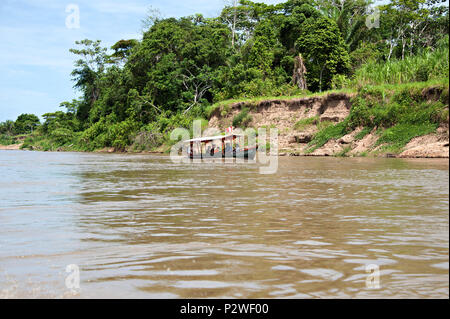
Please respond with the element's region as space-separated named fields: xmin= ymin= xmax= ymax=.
xmin=0 ymin=150 xmax=448 ymax=298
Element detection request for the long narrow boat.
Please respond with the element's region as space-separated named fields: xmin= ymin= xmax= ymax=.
xmin=183 ymin=134 xmax=257 ymax=160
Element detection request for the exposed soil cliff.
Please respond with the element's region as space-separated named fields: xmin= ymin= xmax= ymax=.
xmin=210 ymin=93 xmax=353 ymax=150
xmin=208 ymin=91 xmax=449 ymax=158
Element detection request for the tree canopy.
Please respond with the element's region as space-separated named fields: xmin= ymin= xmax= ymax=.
xmin=13 ymin=114 xmax=40 ymax=134
xmin=1 ymin=0 xmax=448 ymax=151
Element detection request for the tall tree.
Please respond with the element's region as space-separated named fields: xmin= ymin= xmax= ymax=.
xmin=0 ymin=120 xmax=15 ymax=135
xmin=379 ymin=0 xmax=446 ymax=60
xmin=69 ymin=39 xmax=108 ymax=121
xmin=14 ymin=114 xmax=40 ymax=134
xmin=109 ymin=39 xmax=139 ymax=65
xmin=316 ymin=0 xmax=371 ymax=52
xmin=296 ymin=16 xmax=350 ymax=91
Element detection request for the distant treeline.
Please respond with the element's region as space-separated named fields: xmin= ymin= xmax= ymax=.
xmin=1 ymin=0 xmax=448 ymax=151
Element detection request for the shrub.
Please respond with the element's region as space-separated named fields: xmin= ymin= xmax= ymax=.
xmin=232 ymin=107 xmax=252 ymax=128
xmin=331 ymin=74 xmax=350 ymax=90
xmin=0 ymin=134 xmax=16 ymax=145
xmin=49 ymin=128 xmax=74 ymax=145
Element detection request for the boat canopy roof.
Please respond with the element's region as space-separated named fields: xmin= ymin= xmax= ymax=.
xmin=183 ymin=134 xmax=244 ymax=143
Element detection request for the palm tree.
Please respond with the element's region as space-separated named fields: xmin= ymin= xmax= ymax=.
xmin=316 ymin=0 xmax=371 ymax=52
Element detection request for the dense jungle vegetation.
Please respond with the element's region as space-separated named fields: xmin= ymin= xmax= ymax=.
xmin=1 ymin=0 xmax=449 ymax=153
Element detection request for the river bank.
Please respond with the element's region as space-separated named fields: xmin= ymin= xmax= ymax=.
xmin=3 ymin=81 xmax=448 ymax=158
xmin=207 ymin=82 xmax=449 ymax=158
xmin=0 ymin=143 xmax=22 ymax=150
xmin=2 ymin=140 xmax=448 ymax=158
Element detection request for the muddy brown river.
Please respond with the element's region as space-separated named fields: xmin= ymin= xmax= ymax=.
xmin=0 ymin=150 xmax=448 ymax=298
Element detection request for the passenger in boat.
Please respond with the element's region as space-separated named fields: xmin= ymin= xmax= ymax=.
xmin=225 ymin=143 xmax=232 ymax=153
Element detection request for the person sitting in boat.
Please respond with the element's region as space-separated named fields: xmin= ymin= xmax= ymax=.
xmin=225 ymin=143 xmax=232 ymax=153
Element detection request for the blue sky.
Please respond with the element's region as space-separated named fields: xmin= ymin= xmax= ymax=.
xmin=0 ymin=0 xmax=286 ymax=122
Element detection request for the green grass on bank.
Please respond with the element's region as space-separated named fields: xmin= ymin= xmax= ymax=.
xmin=304 ymin=79 xmax=449 ymax=155
xmin=21 ymin=133 xmax=74 ymax=151
xmin=305 ymin=120 xmax=350 ymax=153
xmin=294 ymin=116 xmax=319 ymax=131
xmin=354 ymin=127 xmax=372 ymax=140
xmin=373 ymin=123 xmax=438 ymax=154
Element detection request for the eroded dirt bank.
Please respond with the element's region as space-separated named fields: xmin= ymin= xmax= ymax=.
xmin=208 ymin=92 xmax=449 ymax=158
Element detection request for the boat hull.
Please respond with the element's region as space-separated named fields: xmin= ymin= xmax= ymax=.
xmin=189 ymin=147 xmax=256 ymax=160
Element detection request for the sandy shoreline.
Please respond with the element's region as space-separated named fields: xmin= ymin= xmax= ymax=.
xmin=2 ymin=143 xmax=448 ymax=158
xmin=0 ymin=143 xmax=22 ymax=150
